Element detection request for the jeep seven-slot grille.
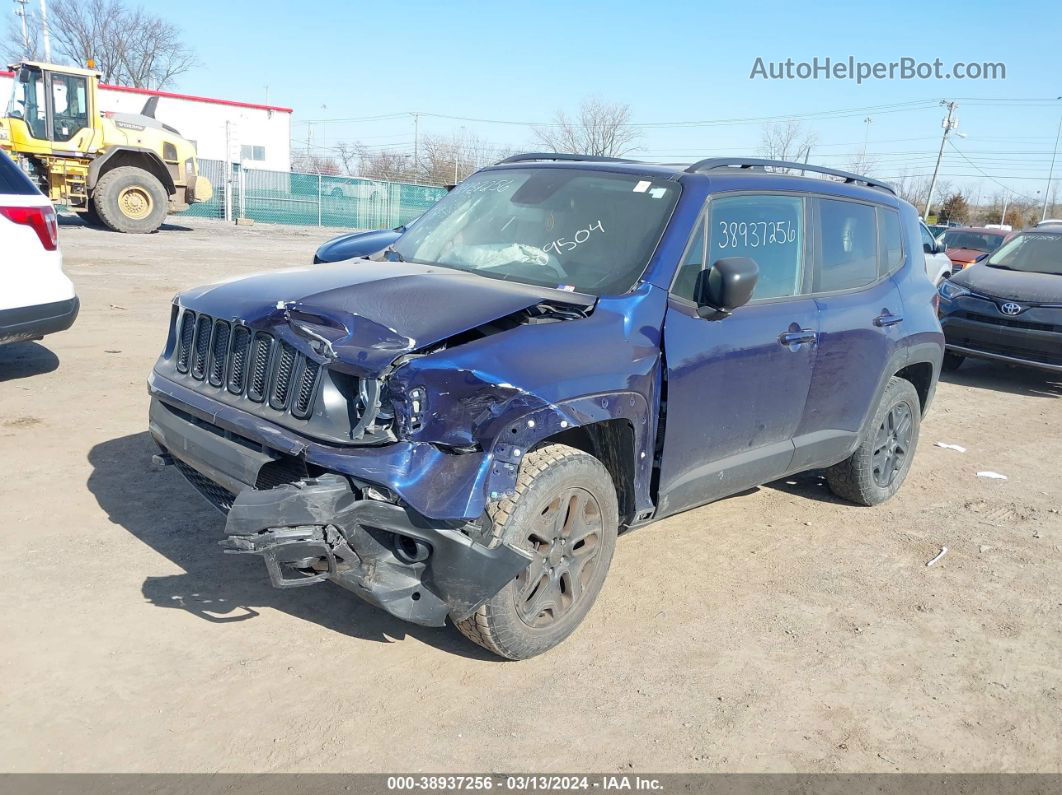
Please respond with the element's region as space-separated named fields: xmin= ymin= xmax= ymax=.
xmin=173 ymin=309 xmax=323 ymax=420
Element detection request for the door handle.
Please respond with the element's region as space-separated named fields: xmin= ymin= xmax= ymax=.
xmin=874 ymin=310 xmax=904 ymax=327
xmin=779 ymin=329 xmax=817 ymax=346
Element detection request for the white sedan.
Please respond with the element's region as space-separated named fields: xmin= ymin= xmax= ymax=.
xmin=0 ymin=150 xmax=78 ymax=345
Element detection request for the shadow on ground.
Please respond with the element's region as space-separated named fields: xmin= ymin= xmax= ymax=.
xmin=86 ymin=431 xmax=497 ymax=660
xmin=942 ymin=359 xmax=1062 ymax=399
xmin=765 ymin=471 xmax=848 ymax=504
xmin=0 ymin=341 xmax=59 ymax=381
xmin=58 ymin=213 xmax=193 ymax=232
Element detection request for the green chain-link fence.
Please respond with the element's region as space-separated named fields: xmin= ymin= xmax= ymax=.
xmin=180 ymin=159 xmax=447 ymax=230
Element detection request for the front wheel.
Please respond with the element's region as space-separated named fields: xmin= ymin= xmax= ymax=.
xmin=825 ymin=377 xmax=921 ymax=506
xmin=92 ymin=166 xmax=169 ymax=233
xmin=455 ymin=444 xmax=619 ymax=660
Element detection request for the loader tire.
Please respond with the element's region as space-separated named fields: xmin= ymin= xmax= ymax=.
xmin=92 ymin=166 xmax=169 ymax=234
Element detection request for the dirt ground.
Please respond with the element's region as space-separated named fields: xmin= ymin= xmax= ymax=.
xmin=1 ymin=216 xmax=1060 ymax=774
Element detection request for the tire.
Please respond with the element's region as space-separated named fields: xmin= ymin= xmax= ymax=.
xmin=92 ymin=166 xmax=169 ymax=233
xmin=455 ymin=444 xmax=619 ymax=660
xmin=942 ymin=351 xmax=965 ymax=371
xmin=825 ymin=377 xmax=921 ymax=507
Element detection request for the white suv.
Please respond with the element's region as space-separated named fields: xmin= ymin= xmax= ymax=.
xmin=0 ymin=151 xmax=78 ymax=345
xmin=919 ymin=221 xmax=953 ymax=284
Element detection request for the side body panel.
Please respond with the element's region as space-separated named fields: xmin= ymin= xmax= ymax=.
xmin=656 ymin=295 xmax=818 ymax=518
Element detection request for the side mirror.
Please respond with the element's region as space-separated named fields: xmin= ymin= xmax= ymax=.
xmin=694 ymin=257 xmax=759 ymax=319
xmin=923 ymin=242 xmax=934 ymax=254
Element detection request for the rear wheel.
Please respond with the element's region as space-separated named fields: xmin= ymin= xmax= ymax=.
xmin=455 ymin=444 xmax=619 ymax=660
xmin=825 ymin=377 xmax=921 ymax=506
xmin=92 ymin=166 xmax=169 ymax=233
xmin=942 ymin=351 xmax=965 ymax=371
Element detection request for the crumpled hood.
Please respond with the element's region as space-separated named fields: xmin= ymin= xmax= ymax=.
xmin=177 ymin=259 xmax=593 ymax=376
xmin=951 ymin=262 xmax=1062 ymax=303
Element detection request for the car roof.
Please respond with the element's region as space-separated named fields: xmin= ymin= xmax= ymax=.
xmin=484 ymin=157 xmax=901 ymax=206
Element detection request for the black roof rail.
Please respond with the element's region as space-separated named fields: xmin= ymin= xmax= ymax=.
xmin=685 ymin=157 xmax=895 ymax=195
xmin=495 ymin=152 xmax=640 ymax=165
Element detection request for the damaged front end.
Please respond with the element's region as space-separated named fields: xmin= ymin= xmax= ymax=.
xmin=219 ymin=475 xmax=530 ymax=625
xmin=149 ymin=391 xmax=531 ymax=626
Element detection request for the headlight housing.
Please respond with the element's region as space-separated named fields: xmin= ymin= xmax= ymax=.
xmin=939 ymin=280 xmax=970 ymax=300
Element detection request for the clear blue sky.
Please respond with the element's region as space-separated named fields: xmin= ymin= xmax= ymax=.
xmin=167 ymin=0 xmax=1062 ymax=200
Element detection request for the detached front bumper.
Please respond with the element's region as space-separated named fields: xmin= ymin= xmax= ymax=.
xmin=149 ymin=396 xmax=531 ymax=626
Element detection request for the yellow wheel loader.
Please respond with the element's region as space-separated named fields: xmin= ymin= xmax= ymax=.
xmin=0 ymin=61 xmax=212 ymax=233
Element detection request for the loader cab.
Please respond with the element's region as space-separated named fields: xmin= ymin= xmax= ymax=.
xmin=4 ymin=62 xmax=99 ymax=151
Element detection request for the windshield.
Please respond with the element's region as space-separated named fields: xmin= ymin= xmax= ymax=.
xmin=392 ymin=168 xmax=680 ymax=295
xmin=6 ymin=66 xmax=47 ymax=140
xmin=986 ymin=232 xmax=1062 ymax=275
xmin=943 ymin=230 xmax=1005 ymax=253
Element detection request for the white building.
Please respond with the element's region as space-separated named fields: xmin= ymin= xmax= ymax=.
xmin=0 ymin=70 xmax=292 ymax=170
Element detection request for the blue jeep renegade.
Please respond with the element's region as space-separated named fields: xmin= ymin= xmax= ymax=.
xmin=148 ymin=154 xmax=944 ymax=659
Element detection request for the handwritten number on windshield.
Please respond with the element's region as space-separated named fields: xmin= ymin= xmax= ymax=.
xmin=545 ymin=220 xmax=605 ymax=256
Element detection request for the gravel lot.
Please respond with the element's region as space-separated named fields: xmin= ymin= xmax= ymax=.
xmin=2 ymin=217 xmax=1060 ymax=773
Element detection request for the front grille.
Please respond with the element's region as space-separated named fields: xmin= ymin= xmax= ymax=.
xmin=191 ymin=314 xmax=212 ymax=379
xmin=208 ymin=320 xmax=231 ymax=386
xmin=955 ymin=310 xmax=1061 ymax=334
xmin=269 ymin=342 xmax=298 ymax=410
xmin=173 ymin=309 xmax=323 ymax=419
xmin=293 ymin=360 xmax=320 ymax=419
xmin=176 ymin=312 xmax=195 ymax=372
xmin=227 ymin=325 xmax=251 ymax=394
xmin=172 ymin=457 xmax=235 ymax=513
xmin=248 ymin=332 xmax=272 ymax=402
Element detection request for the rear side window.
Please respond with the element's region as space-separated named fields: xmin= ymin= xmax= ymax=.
xmin=706 ymin=194 xmax=805 ymax=300
xmin=814 ymin=198 xmax=878 ymax=292
xmin=0 ymin=151 xmax=39 ymax=195
xmin=879 ymin=208 xmax=904 ymax=275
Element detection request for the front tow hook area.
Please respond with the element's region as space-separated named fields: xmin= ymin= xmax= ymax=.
xmin=219 ymin=475 xmax=533 ymax=626
xmin=221 ymin=526 xmax=339 ymax=588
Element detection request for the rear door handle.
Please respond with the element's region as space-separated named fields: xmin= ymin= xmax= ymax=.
xmin=779 ymin=329 xmax=817 ymax=346
xmin=874 ymin=310 xmax=904 ymax=327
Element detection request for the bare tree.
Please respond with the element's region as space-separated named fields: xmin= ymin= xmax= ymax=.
xmin=758 ymin=121 xmax=818 ymax=168
xmin=417 ymin=130 xmax=515 ymax=184
xmin=3 ymin=0 xmax=196 ymax=89
xmin=354 ymin=145 xmax=413 ymax=182
xmin=290 ymin=150 xmax=342 ymax=175
xmin=891 ymin=170 xmax=943 ymax=213
xmin=532 ymin=98 xmax=641 ymax=158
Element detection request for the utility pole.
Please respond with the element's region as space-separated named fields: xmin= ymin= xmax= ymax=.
xmin=925 ymin=100 xmax=958 ymax=220
xmin=1000 ymin=192 xmax=1009 ymax=226
xmin=861 ymin=116 xmax=872 ymax=166
xmin=38 ymin=0 xmax=51 ymax=61
xmin=412 ymin=112 xmax=420 ymax=179
xmin=1042 ymin=97 xmax=1062 ymax=222
xmin=14 ymin=0 xmax=30 ymax=55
